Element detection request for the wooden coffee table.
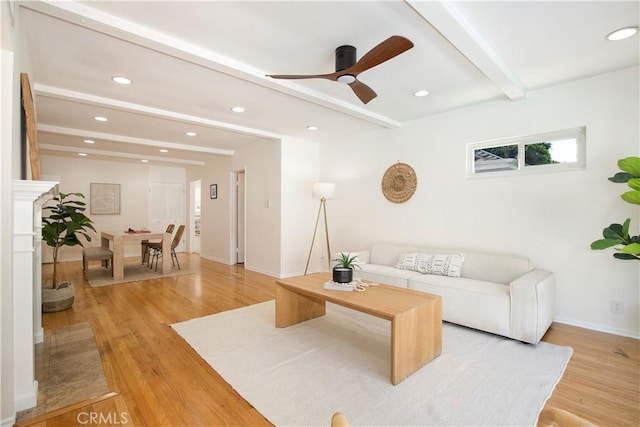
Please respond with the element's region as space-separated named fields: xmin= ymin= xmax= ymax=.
xmin=275 ymin=273 xmax=442 ymax=385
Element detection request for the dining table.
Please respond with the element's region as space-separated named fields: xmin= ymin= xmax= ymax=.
xmin=101 ymin=230 xmax=171 ymax=280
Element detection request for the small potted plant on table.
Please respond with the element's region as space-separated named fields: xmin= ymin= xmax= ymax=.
xmin=42 ymin=192 xmax=95 ymax=312
xmin=332 ymin=252 xmax=362 ymax=283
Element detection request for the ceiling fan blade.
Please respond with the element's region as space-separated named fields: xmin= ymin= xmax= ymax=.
xmin=348 ymin=35 xmax=414 ymax=76
xmin=266 ymin=72 xmax=339 ymax=81
xmin=348 ymin=79 xmax=377 ymax=104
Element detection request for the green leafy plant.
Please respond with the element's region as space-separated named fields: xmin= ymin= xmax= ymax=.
xmin=42 ymin=192 xmax=96 ymax=287
xmin=332 ymin=252 xmax=362 ymax=270
xmin=607 ymin=157 xmax=640 ymax=204
xmin=591 ymin=157 xmax=640 ymax=260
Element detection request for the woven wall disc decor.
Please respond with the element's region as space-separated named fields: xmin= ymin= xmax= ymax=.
xmin=381 ymin=162 xmax=417 ymax=203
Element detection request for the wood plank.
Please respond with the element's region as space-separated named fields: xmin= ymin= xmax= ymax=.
xmin=20 ymin=73 xmax=40 ymax=180
xmin=391 ymin=298 xmax=442 ymax=384
xmin=15 ymin=392 xmax=120 ymax=427
xmin=275 ymin=282 xmax=325 ymax=327
xmin=36 ymin=255 xmax=638 ymax=426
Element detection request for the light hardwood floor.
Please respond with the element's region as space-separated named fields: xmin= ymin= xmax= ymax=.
xmin=19 ymin=254 xmax=639 ymax=426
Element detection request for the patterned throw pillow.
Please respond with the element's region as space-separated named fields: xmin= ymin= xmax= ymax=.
xmin=395 ymin=253 xmax=465 ymax=277
xmin=394 ymin=253 xmax=422 ymax=271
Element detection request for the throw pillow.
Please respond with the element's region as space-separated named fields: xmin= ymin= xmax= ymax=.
xmin=394 ymin=253 xmax=422 ymax=271
xmin=395 ymin=253 xmax=465 ymax=277
xmin=417 ymin=253 xmax=465 ymax=277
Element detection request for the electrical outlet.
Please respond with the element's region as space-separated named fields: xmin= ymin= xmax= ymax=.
xmin=610 ymin=299 xmax=624 ymax=314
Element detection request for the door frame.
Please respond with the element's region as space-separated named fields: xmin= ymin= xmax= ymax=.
xmin=230 ymin=169 xmax=246 ymax=264
xmin=188 ymin=179 xmax=201 ymax=253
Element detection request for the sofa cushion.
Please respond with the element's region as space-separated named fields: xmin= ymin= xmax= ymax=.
xmin=408 ymin=274 xmax=511 ymax=337
xmin=457 ymin=251 xmax=531 ymax=284
xmin=395 ymin=253 xmax=465 ymax=277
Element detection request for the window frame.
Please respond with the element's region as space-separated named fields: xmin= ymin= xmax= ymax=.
xmin=466 ymin=126 xmax=586 ymax=178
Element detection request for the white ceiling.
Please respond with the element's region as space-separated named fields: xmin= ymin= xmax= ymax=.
xmin=17 ymin=0 xmax=639 ymax=167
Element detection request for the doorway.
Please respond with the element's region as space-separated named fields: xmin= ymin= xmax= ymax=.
xmin=232 ymin=170 xmax=246 ymax=264
xmin=189 ymin=180 xmax=201 ymax=253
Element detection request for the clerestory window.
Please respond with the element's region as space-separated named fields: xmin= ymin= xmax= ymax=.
xmin=467 ymin=127 xmax=586 ymax=177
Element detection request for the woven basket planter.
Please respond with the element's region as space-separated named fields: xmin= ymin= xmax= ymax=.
xmin=42 ymin=282 xmax=75 ymax=312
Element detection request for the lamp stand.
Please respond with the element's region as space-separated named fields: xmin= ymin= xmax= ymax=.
xmin=304 ymin=197 xmax=331 ymax=275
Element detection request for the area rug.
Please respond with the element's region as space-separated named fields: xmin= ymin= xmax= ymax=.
xmin=87 ymin=264 xmax=195 ymax=287
xmin=16 ymin=323 xmax=110 ymax=423
xmin=172 ymin=301 xmax=573 ymax=427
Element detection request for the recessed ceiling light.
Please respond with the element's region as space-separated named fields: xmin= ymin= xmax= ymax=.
xmin=159 ymin=149 xmax=168 ymax=153
xmin=186 ymin=132 xmax=197 ymax=136
xmin=78 ymin=153 xmax=87 ymax=157
xmin=141 ymin=159 xmax=149 ymax=163
xmin=112 ymin=76 xmax=132 ymax=85
xmin=83 ymin=139 xmax=95 ymax=144
xmin=306 ymin=125 xmax=318 ymax=131
xmin=231 ymin=106 xmax=245 ymax=113
xmin=94 ymin=116 xmax=108 ymax=122
xmin=414 ymin=90 xmax=430 ymax=97
xmin=606 ymin=26 xmax=639 ymax=41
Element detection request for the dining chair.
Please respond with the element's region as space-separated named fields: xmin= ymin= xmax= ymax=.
xmin=149 ymin=224 xmax=185 ymax=271
xmin=141 ymin=223 xmax=175 ymax=265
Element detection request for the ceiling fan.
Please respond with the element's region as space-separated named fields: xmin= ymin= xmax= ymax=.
xmin=267 ymin=35 xmax=414 ymax=104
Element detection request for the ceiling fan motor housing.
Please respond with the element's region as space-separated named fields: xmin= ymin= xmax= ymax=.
xmin=335 ymin=45 xmax=357 ymax=72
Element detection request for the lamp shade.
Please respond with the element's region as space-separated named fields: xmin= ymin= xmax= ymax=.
xmin=312 ymin=182 xmax=335 ymax=199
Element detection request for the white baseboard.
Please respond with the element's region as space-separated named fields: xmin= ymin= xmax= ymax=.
xmin=243 ymin=264 xmax=279 ymax=278
xmin=14 ymin=380 xmax=38 ymax=412
xmin=1 ymin=415 xmax=16 ymax=427
xmin=199 ymin=254 xmax=280 ymax=278
xmin=199 ymin=254 xmax=230 ymax=265
xmin=35 ymin=326 xmax=44 ymax=344
xmin=554 ymin=316 xmax=640 ymax=339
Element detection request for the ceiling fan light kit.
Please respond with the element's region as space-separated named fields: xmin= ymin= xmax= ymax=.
xmin=267 ymin=35 xmax=414 ymax=104
xmin=337 ymin=75 xmax=356 ymax=84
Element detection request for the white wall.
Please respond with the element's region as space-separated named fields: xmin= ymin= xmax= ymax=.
xmin=321 ymin=67 xmax=640 ymax=337
xmin=231 ymin=141 xmax=282 ymax=276
xmin=197 ymin=137 xmax=324 ymax=278
xmin=199 ymin=140 xmax=284 ymax=276
xmin=199 ymin=154 xmax=232 ymax=263
xmin=280 ymin=137 xmax=321 ymax=277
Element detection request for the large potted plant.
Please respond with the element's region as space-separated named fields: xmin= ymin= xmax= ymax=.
xmin=42 ymin=192 xmax=95 ymax=312
xmin=332 ymin=252 xmax=362 ymax=283
xmin=591 ymin=157 xmax=640 ymax=260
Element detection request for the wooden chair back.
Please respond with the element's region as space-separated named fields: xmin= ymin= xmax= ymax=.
xmin=171 ymin=225 xmax=185 ymax=249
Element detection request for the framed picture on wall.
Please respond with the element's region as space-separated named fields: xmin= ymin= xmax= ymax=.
xmin=90 ymin=183 xmax=121 ymax=215
xmin=210 ymin=184 xmax=217 ymax=199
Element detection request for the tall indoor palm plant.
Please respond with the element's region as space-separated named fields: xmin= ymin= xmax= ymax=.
xmin=42 ymin=192 xmax=96 ymax=287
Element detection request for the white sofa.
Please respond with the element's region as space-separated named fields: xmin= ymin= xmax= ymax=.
xmin=345 ymin=243 xmax=555 ymax=344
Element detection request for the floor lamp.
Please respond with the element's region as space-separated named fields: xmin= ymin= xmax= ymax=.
xmin=304 ymin=182 xmax=335 ymax=275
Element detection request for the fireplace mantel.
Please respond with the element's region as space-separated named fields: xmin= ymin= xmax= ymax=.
xmin=12 ymin=180 xmax=58 ymax=411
